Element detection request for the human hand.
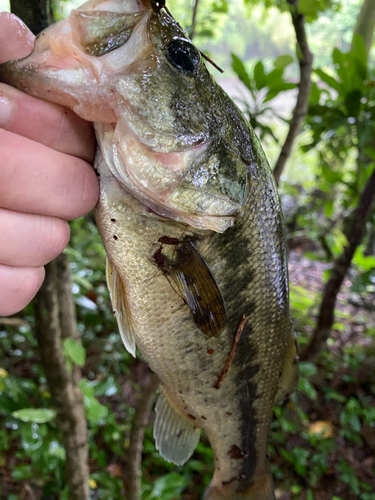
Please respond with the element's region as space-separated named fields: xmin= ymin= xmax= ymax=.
xmin=0 ymin=13 xmax=99 ymax=316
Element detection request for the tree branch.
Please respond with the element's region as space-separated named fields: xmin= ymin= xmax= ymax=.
xmin=273 ymin=0 xmax=313 ymax=185
xmin=33 ymin=255 xmax=90 ymax=500
xmin=301 ymin=166 xmax=375 ymax=362
xmin=127 ymin=373 xmax=159 ymax=500
xmin=189 ymin=0 xmax=200 ymax=40
xmin=350 ymin=0 xmax=375 ymax=54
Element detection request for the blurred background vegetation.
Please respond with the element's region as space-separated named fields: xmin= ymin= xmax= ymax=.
xmin=0 ymin=0 xmax=375 ymax=499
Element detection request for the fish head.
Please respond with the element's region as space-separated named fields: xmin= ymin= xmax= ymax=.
xmin=0 ymin=0 xmax=255 ymax=232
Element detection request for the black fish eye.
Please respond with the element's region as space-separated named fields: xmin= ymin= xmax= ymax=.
xmin=166 ymin=39 xmax=200 ymax=75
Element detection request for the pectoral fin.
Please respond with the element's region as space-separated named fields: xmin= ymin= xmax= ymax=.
xmin=154 ymin=389 xmax=200 ymax=466
xmin=274 ymin=325 xmax=299 ymax=404
xmin=106 ymin=258 xmax=136 ymax=357
xmin=169 ymin=241 xmax=226 ymax=337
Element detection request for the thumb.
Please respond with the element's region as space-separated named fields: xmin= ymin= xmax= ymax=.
xmin=0 ymin=12 xmax=35 ymax=63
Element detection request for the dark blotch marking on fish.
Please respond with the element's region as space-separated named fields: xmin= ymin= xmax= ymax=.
xmin=111 ymin=218 xmax=116 ymax=222
xmin=236 ymin=324 xmax=259 ymax=492
xmin=113 ymin=235 xmax=118 ymax=240
xmin=212 ymin=223 xmax=260 ymax=490
xmin=187 ymin=413 xmax=196 ymax=420
xmin=158 ymin=235 xmax=180 ymax=245
xmin=207 ymin=348 xmax=214 ymax=354
xmin=228 ymin=444 xmax=247 ymax=460
xmin=176 ymin=429 xmax=183 ymax=438
xmin=214 ymin=223 xmax=254 ymax=316
xmin=226 ymin=412 xmax=233 ymax=416
xmin=201 ymin=415 xmax=207 ymax=420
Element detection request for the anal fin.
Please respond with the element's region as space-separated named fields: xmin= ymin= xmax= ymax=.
xmin=154 ymin=389 xmax=200 ymax=466
xmin=106 ymin=258 xmax=136 ymax=357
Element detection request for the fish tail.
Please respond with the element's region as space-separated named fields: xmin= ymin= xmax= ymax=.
xmin=203 ymin=473 xmax=275 ymax=500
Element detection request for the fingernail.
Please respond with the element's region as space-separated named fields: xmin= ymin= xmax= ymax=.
xmin=0 ymin=93 xmax=15 ymax=128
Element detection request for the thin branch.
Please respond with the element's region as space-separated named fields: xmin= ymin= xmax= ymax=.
xmin=33 ymin=255 xmax=90 ymax=500
xmin=273 ymin=0 xmax=313 ymax=185
xmin=215 ymin=315 xmax=248 ymax=389
xmin=0 ymin=317 xmax=30 ymax=328
xmin=189 ymin=0 xmax=200 ymax=40
xmin=127 ymin=373 xmax=159 ymax=500
xmin=301 ymin=166 xmax=375 ymax=362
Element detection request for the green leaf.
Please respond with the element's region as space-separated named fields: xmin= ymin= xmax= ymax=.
xmin=299 ymin=362 xmax=318 ymax=377
xmin=351 ymin=34 xmax=367 ymax=73
xmin=309 ymin=82 xmax=321 ymax=105
xmin=12 ymin=408 xmax=56 ymax=423
xmin=325 ymin=199 xmax=334 ymax=218
xmin=85 ymin=398 xmax=108 ymax=424
xmin=213 ymin=0 xmax=228 ymax=13
xmin=63 ymin=338 xmax=86 ymax=367
xmin=321 ymin=164 xmax=342 ymax=184
xmin=298 ymin=378 xmax=318 ymax=400
xmin=79 ymin=378 xmax=108 ymax=424
xmin=253 ymin=61 xmax=266 ymax=90
xmin=196 ymin=29 xmax=214 ymax=38
xmin=344 ymin=89 xmax=362 ymax=118
xmin=315 ymin=69 xmax=342 ymax=94
xmin=299 ymin=0 xmax=322 ymax=19
xmin=231 ymin=54 xmax=252 ymax=91
xmin=274 ymin=55 xmax=294 ymax=70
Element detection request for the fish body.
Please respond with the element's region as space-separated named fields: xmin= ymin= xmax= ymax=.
xmin=0 ymin=2 xmax=298 ymax=498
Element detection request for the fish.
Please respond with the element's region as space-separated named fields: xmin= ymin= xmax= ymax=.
xmin=0 ymin=1 xmax=298 ymax=498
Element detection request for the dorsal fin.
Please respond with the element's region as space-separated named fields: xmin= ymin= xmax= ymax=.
xmin=154 ymin=388 xmax=200 ymax=466
xmin=106 ymin=258 xmax=136 ymax=357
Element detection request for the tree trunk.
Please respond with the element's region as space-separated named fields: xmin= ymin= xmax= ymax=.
xmin=127 ymin=373 xmax=159 ymax=500
xmin=301 ymin=166 xmax=375 ymax=362
xmin=33 ymin=256 xmax=90 ymax=500
xmin=273 ymin=0 xmax=313 ymax=185
xmin=10 ymin=0 xmax=55 ymax=34
xmin=350 ymin=0 xmax=375 ymax=54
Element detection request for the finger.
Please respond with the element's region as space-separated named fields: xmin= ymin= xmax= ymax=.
xmin=0 ymin=13 xmax=34 ymax=64
xmin=0 ymin=208 xmax=70 ymax=267
xmin=0 ymin=264 xmax=45 ymax=316
xmin=0 ymin=84 xmax=96 ymax=162
xmin=0 ymin=129 xmax=99 ymax=220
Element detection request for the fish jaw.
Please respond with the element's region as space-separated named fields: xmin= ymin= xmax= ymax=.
xmin=0 ymin=1 xmax=154 ymax=122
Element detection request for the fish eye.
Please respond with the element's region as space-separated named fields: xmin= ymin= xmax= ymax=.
xmin=166 ymin=39 xmax=200 ymax=75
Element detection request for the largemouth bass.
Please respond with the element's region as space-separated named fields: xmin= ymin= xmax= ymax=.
xmin=0 ymin=1 xmax=298 ymax=498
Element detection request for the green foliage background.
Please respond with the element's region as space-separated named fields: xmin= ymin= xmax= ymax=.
xmin=0 ymin=0 xmax=375 ymax=499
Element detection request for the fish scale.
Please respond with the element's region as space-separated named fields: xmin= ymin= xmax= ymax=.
xmin=0 ymin=1 xmax=298 ymax=498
